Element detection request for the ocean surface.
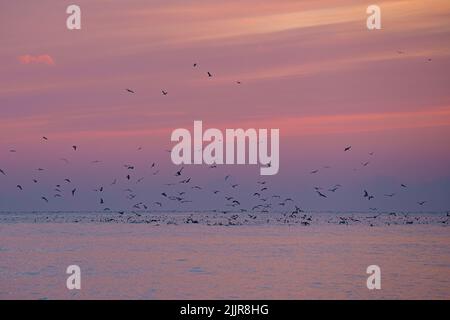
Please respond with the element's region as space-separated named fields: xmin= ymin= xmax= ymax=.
xmin=0 ymin=211 xmax=449 ymax=299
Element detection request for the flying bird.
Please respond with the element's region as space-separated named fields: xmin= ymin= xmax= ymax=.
xmin=162 ymin=90 xmax=168 ymax=96
xmin=0 ymin=169 xmax=5 ymax=175
xmin=41 ymin=196 xmax=49 ymax=203
xmin=344 ymin=146 xmax=352 ymax=152
xmin=16 ymin=185 xmax=23 ymax=190
xmin=72 ymin=145 xmax=77 ymax=151
xmin=207 ymin=72 xmax=212 ymax=77
xmin=316 ymin=191 xmax=327 ymax=198
xmin=126 ymin=88 xmax=135 ymax=94
xmin=175 ymin=167 xmax=184 ymax=176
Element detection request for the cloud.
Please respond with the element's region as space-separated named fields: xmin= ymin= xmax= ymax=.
xmin=18 ymin=54 xmax=55 ymax=65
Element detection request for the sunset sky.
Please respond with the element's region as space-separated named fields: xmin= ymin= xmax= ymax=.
xmin=1 ymin=0 xmax=450 ymax=212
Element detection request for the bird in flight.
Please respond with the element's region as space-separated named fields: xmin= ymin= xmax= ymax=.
xmin=207 ymin=72 xmax=212 ymax=77
xmin=72 ymin=145 xmax=77 ymax=151
xmin=193 ymin=63 xmax=197 ymax=67
xmin=41 ymin=196 xmax=49 ymax=203
xmin=316 ymin=191 xmax=327 ymax=198
xmin=162 ymin=90 xmax=168 ymax=96
xmin=17 ymin=185 xmax=23 ymax=190
xmin=344 ymin=146 xmax=352 ymax=152
xmin=401 ymin=184 xmax=407 ymax=188
xmin=0 ymin=169 xmax=5 ymax=175
xmin=72 ymin=188 xmax=76 ymax=196
xmin=310 ymin=169 xmax=319 ymax=174
xmin=418 ymin=201 xmax=427 ymax=206
xmin=42 ymin=136 xmax=48 ymax=141
xmin=126 ymin=88 xmax=135 ymax=94
xmin=175 ymin=167 xmax=184 ymax=176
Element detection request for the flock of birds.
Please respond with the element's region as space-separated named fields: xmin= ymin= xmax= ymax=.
xmin=1 ymin=57 xmax=446 ymax=227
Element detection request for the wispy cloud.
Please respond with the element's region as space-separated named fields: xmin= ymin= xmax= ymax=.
xmin=18 ymin=54 xmax=55 ymax=66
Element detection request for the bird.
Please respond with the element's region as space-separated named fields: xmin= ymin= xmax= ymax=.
xmin=100 ymin=198 xmax=104 ymax=204
xmin=316 ymin=191 xmax=327 ymax=198
xmin=175 ymin=167 xmax=184 ymax=176
xmin=71 ymin=188 xmax=76 ymax=196
xmin=364 ymin=190 xmax=369 ymax=198
xmin=362 ymin=161 xmax=370 ymax=167
xmin=126 ymin=88 xmax=135 ymax=94
xmin=344 ymin=146 xmax=352 ymax=151
xmin=236 ymin=81 xmax=241 ymax=84
xmin=16 ymin=185 xmax=23 ymax=190
xmin=41 ymin=196 xmax=49 ymax=203
xmin=418 ymin=201 xmax=427 ymax=206
xmin=162 ymin=90 xmax=168 ymax=96
xmin=0 ymin=169 xmax=5 ymax=175
xmin=401 ymin=184 xmax=407 ymax=188
xmin=310 ymin=169 xmax=319 ymax=174
xmin=72 ymin=145 xmax=77 ymax=151
xmin=64 ymin=179 xmax=71 ymax=183
xmin=207 ymin=72 xmax=212 ymax=77
xmin=42 ymin=136 xmax=48 ymax=141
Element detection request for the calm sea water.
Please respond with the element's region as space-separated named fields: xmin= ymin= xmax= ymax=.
xmin=1 ymin=217 xmax=449 ymax=299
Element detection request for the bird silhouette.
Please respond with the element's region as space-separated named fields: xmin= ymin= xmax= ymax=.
xmin=316 ymin=191 xmax=327 ymax=198
xmin=126 ymin=88 xmax=135 ymax=94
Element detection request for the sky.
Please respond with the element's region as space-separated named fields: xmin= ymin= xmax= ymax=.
xmin=0 ymin=0 xmax=450 ymax=212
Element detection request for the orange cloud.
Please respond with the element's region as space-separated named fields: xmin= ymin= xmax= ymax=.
xmin=18 ymin=54 xmax=55 ymax=65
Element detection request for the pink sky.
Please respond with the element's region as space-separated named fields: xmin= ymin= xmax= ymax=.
xmin=1 ymin=0 xmax=450 ymax=211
